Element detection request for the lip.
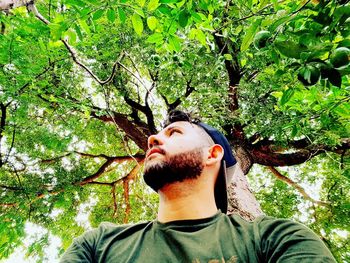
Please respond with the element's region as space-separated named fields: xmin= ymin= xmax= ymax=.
xmin=146 ymin=148 xmax=164 ymax=158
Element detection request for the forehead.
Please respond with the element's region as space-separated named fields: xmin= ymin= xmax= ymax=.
xmin=162 ymin=121 xmax=199 ymax=133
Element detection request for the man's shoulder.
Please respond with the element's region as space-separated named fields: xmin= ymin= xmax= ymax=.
xmin=227 ymin=213 xmax=305 ymax=227
xmin=93 ymin=220 xmax=152 ymax=236
xmin=225 ymin=213 xmax=318 ymax=239
xmin=226 ymin=213 xmax=336 ymax=262
xmin=76 ymin=220 xmax=153 ymax=245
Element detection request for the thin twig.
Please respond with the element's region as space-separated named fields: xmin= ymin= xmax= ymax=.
xmin=268 ymin=166 xmax=330 ymax=207
xmin=28 ymin=3 xmax=125 ymax=86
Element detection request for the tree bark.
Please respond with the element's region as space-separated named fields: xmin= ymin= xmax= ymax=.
xmin=227 ymin=164 xmax=263 ymax=220
xmin=0 ymin=0 xmax=32 ymax=11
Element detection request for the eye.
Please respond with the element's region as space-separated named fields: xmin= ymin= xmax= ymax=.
xmin=169 ymin=129 xmax=181 ymax=136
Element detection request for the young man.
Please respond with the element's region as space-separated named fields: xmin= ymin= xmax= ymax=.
xmin=61 ymin=110 xmax=336 ymax=262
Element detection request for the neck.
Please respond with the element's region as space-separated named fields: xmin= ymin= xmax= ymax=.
xmin=156 ymin=179 xmax=218 ymax=223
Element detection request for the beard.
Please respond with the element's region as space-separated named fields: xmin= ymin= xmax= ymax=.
xmin=143 ymin=148 xmax=204 ymax=192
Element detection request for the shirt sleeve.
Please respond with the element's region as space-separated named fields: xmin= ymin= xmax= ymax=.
xmin=256 ymin=217 xmax=336 ymax=263
xmin=59 ymin=229 xmax=99 ymax=263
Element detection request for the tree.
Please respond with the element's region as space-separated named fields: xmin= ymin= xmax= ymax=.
xmin=0 ymin=0 xmax=349 ymax=261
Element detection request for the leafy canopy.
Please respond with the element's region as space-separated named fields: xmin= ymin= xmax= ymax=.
xmin=0 ymin=0 xmax=349 ymax=261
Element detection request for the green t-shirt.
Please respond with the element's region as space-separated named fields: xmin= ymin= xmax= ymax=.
xmin=60 ymin=211 xmax=335 ymax=262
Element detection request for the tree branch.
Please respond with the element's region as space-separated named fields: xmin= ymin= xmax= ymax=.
xmin=112 ymin=183 xmax=118 ymax=218
xmin=3 ymin=120 xmax=16 ymax=164
xmin=111 ymin=73 xmax=157 ymax=134
xmin=1 ymin=158 xmax=144 ymax=208
xmin=62 ymin=40 xmax=124 ymax=85
xmin=123 ymin=178 xmax=130 ymax=223
xmin=213 ymin=36 xmax=241 ymax=111
xmin=27 ymin=3 xmax=125 ymax=86
xmin=167 ymin=80 xmax=195 ymax=111
xmin=0 ymin=184 xmax=23 ymax=191
xmin=251 ymin=148 xmax=319 ymax=166
xmin=0 ymin=0 xmax=33 ymax=11
xmin=41 ymin=152 xmax=144 ymax=166
xmin=90 ymin=110 xmax=149 ymax=151
xmin=268 ymin=166 xmax=329 ymax=207
xmin=1 ymin=21 xmax=5 ymax=35
xmin=250 ymin=139 xmax=350 ymax=166
xmin=78 ymin=156 xmax=143 ymax=186
xmin=27 ymin=2 xmax=154 ymax=147
xmin=0 ymin=103 xmax=7 ymax=166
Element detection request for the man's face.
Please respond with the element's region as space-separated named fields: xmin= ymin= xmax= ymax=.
xmin=143 ymin=121 xmax=211 ymax=192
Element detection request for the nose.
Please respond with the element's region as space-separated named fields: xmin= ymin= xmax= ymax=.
xmin=148 ymin=134 xmax=162 ymax=149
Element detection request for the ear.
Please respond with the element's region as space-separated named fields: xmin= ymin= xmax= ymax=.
xmin=205 ymin=144 xmax=224 ymax=166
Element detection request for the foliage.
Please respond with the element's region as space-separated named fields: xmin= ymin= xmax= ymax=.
xmin=0 ymin=0 xmax=349 ymax=261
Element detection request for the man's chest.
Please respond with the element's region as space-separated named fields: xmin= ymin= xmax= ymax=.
xmin=97 ymin=227 xmax=258 ymax=263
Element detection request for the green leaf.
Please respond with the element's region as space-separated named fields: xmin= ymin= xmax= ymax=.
xmin=274 ymin=41 xmax=307 ymax=59
xmin=169 ymin=35 xmax=181 ymax=52
xmin=269 ymin=16 xmax=293 ymax=31
xmin=195 ymin=29 xmax=206 ymax=46
xmin=147 ymin=16 xmax=158 ymax=31
xmin=132 ymin=13 xmax=144 ymax=36
xmin=241 ymin=18 xmax=262 ymax=51
xmin=191 ymin=12 xmax=202 ymax=22
xmin=258 ymin=0 xmax=269 ymax=9
xmin=158 ymin=6 xmax=172 ymax=15
xmin=280 ymin=88 xmax=294 ymax=106
xmin=79 ymin=19 xmax=91 ymax=35
xmin=73 ymin=23 xmax=83 ymax=40
xmin=137 ymin=0 xmax=146 ymax=7
xmin=134 ymin=8 xmax=145 ymax=17
xmin=224 ymin=54 xmax=232 ymax=61
xmin=291 ymin=124 xmax=299 ymax=137
xmin=186 ymin=0 xmax=193 ymax=10
xmin=66 ymin=0 xmax=86 ymax=7
xmin=147 ymin=33 xmax=163 ymax=44
xmin=65 ymin=29 xmax=77 ymax=45
xmin=38 ymin=38 xmax=46 ymax=51
xmin=147 ymin=0 xmax=160 ymax=11
xmin=178 ymin=10 xmax=190 ymax=28
xmin=49 ymin=23 xmax=63 ymax=40
xmin=107 ymin=8 xmax=116 ymax=22
xmin=85 ymin=0 xmax=99 ymax=5
xmin=118 ymin=8 xmax=127 ymax=24
xmin=92 ymin=9 xmax=104 ymax=20
xmin=160 ymin=0 xmax=180 ymax=3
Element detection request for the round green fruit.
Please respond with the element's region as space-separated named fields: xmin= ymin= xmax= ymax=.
xmin=330 ymin=47 xmax=350 ymax=69
xmin=336 ymin=0 xmax=349 ymax=4
xmin=154 ymin=60 xmax=160 ymax=67
xmin=172 ymin=54 xmax=179 ymax=62
xmin=317 ymin=63 xmax=332 ymax=79
xmin=216 ymin=65 xmax=224 ymax=71
xmin=152 ymin=54 xmax=160 ymax=62
xmin=253 ymin=30 xmax=271 ymax=50
xmin=297 ymin=65 xmax=320 ymax=86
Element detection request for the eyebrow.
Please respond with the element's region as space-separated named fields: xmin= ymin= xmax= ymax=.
xmin=164 ymin=125 xmax=183 ymax=134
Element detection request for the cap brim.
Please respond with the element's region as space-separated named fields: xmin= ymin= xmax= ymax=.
xmin=214 ymin=160 xmax=228 ymax=214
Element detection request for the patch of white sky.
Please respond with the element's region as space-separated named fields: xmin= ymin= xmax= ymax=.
xmin=4 ymin=195 xmax=98 ymax=263
xmin=5 ymin=223 xmax=62 ymax=263
xmin=80 ymin=64 xmax=165 ymax=127
xmin=75 ymin=196 xmax=98 ymax=230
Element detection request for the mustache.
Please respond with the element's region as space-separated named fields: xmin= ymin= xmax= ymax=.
xmin=146 ymin=146 xmax=166 ymax=157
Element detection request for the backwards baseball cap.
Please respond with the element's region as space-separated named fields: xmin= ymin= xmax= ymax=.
xmin=197 ymin=122 xmax=237 ymax=214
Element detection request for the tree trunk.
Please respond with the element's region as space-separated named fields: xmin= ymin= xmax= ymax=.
xmin=227 ymin=163 xmax=263 ymax=220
